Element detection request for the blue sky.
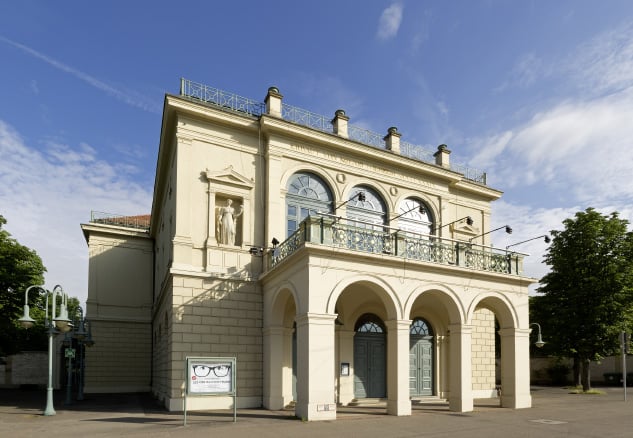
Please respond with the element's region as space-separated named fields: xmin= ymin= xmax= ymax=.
xmin=2 ymin=1 xmax=633 ymax=307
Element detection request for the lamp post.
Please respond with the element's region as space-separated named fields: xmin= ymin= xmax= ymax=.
xmin=530 ymin=323 xmax=546 ymax=348
xmin=63 ymin=305 xmax=93 ymax=404
xmin=19 ymin=285 xmax=72 ymax=416
xmin=506 ymin=235 xmax=551 ymax=251
xmin=389 ymin=204 xmax=427 ymax=224
xmin=469 ymin=224 xmax=512 ymax=243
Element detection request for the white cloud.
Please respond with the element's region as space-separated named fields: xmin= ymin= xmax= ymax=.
xmin=377 ymin=2 xmax=403 ymax=40
xmin=568 ymin=22 xmax=633 ymax=95
xmin=474 ymin=89 xmax=633 ymax=204
xmin=0 ymin=35 xmax=161 ymax=114
xmin=0 ymin=120 xmax=153 ymax=308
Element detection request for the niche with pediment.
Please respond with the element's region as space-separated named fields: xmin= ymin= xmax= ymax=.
xmin=204 ymin=166 xmax=254 ymax=248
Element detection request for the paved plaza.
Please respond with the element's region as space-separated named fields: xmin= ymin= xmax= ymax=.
xmin=1 ymin=386 xmax=631 ymax=437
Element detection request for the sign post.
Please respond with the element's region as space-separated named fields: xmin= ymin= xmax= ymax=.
xmin=184 ymin=357 xmax=237 ymax=425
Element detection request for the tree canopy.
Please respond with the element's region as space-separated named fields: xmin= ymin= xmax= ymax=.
xmin=0 ymin=215 xmax=47 ymax=355
xmin=533 ymin=208 xmax=633 ymax=390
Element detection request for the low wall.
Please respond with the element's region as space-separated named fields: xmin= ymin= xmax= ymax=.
xmin=4 ymin=352 xmax=48 ymax=386
xmin=531 ymin=355 xmax=633 ymax=385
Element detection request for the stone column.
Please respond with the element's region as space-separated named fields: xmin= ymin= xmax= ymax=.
xmin=336 ymin=329 xmax=355 ymax=405
xmin=332 ymin=109 xmax=349 ymax=138
xmin=263 ymin=326 xmax=290 ymax=410
xmin=205 ymin=184 xmax=217 ymax=247
xmin=295 ymin=313 xmax=337 ymax=421
xmin=386 ymin=319 xmax=412 ymax=416
xmin=448 ymin=323 xmax=473 ymax=412
xmin=498 ymin=327 xmax=532 ymax=408
xmin=384 ymin=127 xmax=401 ymax=154
xmin=172 ymin=134 xmax=193 ymax=269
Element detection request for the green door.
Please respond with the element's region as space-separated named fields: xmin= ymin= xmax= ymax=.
xmin=409 ymin=319 xmax=434 ymax=397
xmin=409 ymin=336 xmax=433 ymax=396
xmin=354 ymin=333 xmax=386 ymax=398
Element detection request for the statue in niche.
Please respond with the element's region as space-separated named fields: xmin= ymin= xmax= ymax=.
xmin=217 ymin=198 xmax=243 ymax=245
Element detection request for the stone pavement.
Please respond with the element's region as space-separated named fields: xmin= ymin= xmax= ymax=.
xmin=1 ymin=386 xmax=632 ymax=438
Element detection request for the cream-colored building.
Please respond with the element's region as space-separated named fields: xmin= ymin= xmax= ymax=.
xmin=81 ymin=79 xmax=536 ymax=421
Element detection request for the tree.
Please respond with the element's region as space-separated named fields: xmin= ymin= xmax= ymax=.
xmin=0 ymin=215 xmax=47 ymax=355
xmin=534 ymin=208 xmax=633 ymax=391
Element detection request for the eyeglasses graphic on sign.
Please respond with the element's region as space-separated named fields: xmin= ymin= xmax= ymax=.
xmin=192 ymin=364 xmax=231 ymax=378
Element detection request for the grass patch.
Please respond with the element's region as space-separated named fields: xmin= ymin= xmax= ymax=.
xmin=566 ymin=386 xmax=606 ymax=395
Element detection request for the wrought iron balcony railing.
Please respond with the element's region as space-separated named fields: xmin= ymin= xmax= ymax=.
xmin=270 ymin=215 xmax=525 ymax=276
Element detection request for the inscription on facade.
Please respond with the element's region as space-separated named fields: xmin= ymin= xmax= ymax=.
xmin=289 ymin=143 xmax=436 ymax=189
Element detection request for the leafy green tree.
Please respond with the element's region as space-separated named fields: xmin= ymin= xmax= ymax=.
xmin=0 ymin=215 xmax=47 ymax=355
xmin=534 ymin=208 xmax=633 ymax=391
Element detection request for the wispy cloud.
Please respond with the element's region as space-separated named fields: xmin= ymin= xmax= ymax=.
xmin=0 ymin=35 xmax=161 ymax=114
xmin=472 ymin=21 xmax=633 ymax=207
xmin=468 ymin=20 xmax=633 ymax=291
xmin=494 ymin=53 xmax=545 ymax=93
xmin=0 ymin=119 xmax=153 ymax=305
xmin=377 ymin=2 xmax=404 ymax=40
xmin=567 ymin=22 xmax=633 ymax=95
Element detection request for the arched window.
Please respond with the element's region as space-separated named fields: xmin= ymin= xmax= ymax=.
xmin=286 ymin=172 xmax=333 ymax=237
xmin=397 ymin=198 xmax=434 ymax=235
xmin=410 ymin=318 xmax=433 ymax=336
xmin=346 ymin=186 xmax=386 ymax=230
xmin=355 ymin=314 xmax=386 ymax=333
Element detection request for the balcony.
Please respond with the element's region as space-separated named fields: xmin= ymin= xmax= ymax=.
xmin=269 ymin=215 xmax=526 ymax=276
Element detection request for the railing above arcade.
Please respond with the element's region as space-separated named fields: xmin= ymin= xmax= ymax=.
xmin=269 ymin=215 xmax=526 ymax=276
xmin=179 ymin=78 xmax=487 ymax=185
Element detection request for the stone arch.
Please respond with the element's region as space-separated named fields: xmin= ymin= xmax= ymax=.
xmin=280 ymin=165 xmax=338 ymax=200
xmin=393 ymin=195 xmax=437 ymax=235
xmin=392 ymin=191 xmax=439 ymax=221
xmin=404 ymin=283 xmax=466 ymax=325
xmin=467 ymin=292 xmax=519 ymax=329
xmin=265 ymin=281 xmax=300 ymax=328
xmin=326 ymin=274 xmax=403 ymax=321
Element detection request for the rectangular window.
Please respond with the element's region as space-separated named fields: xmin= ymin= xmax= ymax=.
xmin=287 ymin=220 xmax=297 ymax=237
xmin=301 ymin=207 xmax=310 ymax=220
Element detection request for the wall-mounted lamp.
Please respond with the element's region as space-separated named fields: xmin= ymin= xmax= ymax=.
xmin=249 ymin=237 xmax=280 ymax=257
xmin=389 ymin=204 xmax=427 ymax=224
xmin=505 ymin=234 xmax=551 ymax=251
xmin=435 ymin=216 xmax=474 ymax=232
xmin=530 ymin=322 xmax=546 ymax=348
xmin=469 ymin=225 xmax=512 ymax=243
xmin=249 ymin=247 xmax=264 ymax=256
xmin=334 ymin=191 xmax=366 ymax=212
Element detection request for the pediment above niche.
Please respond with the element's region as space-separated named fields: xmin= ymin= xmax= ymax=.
xmin=450 ymin=221 xmax=479 ymax=240
xmin=205 ymin=166 xmax=254 ymax=190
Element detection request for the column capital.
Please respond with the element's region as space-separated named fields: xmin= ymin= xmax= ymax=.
xmin=295 ymin=312 xmax=337 ymax=327
xmin=385 ymin=319 xmax=412 ymax=331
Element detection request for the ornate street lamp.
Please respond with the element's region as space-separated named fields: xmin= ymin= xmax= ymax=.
xmin=530 ymin=323 xmax=546 ymax=348
xmin=19 ymin=285 xmax=73 ymax=416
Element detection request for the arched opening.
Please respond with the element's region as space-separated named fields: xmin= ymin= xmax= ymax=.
xmin=346 ymin=186 xmax=387 ymax=229
xmin=286 ymin=172 xmax=333 ymax=237
xmin=397 ymin=197 xmax=434 ymax=235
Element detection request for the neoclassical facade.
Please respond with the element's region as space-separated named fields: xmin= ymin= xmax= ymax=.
xmin=81 ymin=79 xmax=536 ymax=420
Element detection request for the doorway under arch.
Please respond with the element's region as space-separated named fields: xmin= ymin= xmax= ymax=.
xmin=353 ymin=314 xmax=387 ymax=398
xmin=409 ymin=318 xmax=434 ymax=396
